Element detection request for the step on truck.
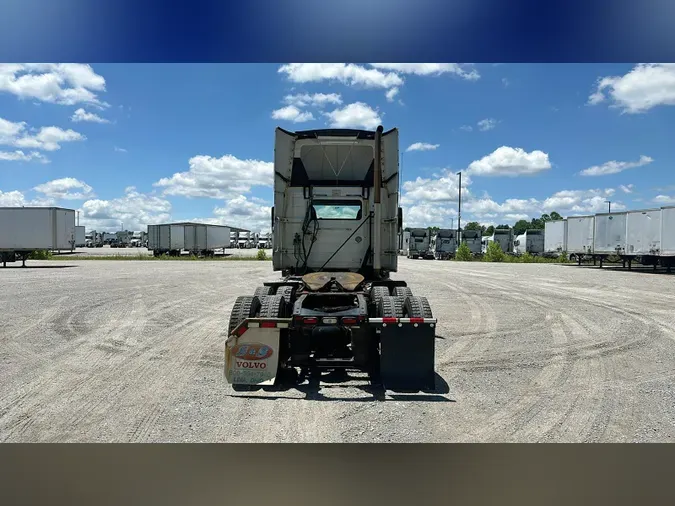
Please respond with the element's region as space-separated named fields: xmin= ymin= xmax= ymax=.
xmin=225 ymin=126 xmax=437 ymax=392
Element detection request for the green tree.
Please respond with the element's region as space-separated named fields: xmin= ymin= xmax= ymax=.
xmin=496 ymin=224 xmax=510 ymax=230
xmin=484 ymin=241 xmax=505 ymax=262
xmin=550 ymin=211 xmax=562 ymax=221
xmin=428 ymin=226 xmax=440 ymax=235
xmin=464 ymin=221 xmax=482 ymax=231
xmin=513 ymin=219 xmax=530 ymax=235
xmin=484 ymin=225 xmax=495 ymax=236
xmin=455 ymin=241 xmax=472 ymax=261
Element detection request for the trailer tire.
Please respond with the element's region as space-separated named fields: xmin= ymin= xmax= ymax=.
xmin=228 ymin=295 xmax=261 ymax=335
xmin=259 ymin=294 xmax=288 ymax=318
xmin=404 ymin=296 xmax=433 ymax=319
xmin=276 ymin=285 xmax=296 ymax=306
xmin=393 ymin=286 xmax=413 ymax=299
xmin=370 ymin=286 xmax=391 ymax=308
xmin=378 ymin=296 xmax=405 ymax=318
xmin=254 ymin=286 xmax=274 ymax=298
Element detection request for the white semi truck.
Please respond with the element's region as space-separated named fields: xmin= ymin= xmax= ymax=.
xmin=225 ymin=126 xmax=437 ymax=392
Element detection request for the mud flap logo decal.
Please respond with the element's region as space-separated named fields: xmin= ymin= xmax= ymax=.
xmin=233 ymin=343 xmax=273 ymax=361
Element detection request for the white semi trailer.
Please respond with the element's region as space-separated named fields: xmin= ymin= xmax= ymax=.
xmin=0 ymin=207 xmax=76 ymax=267
xmin=225 ymin=126 xmax=437 ymax=392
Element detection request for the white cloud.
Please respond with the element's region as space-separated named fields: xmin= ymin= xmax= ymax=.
xmin=588 ymin=63 xmax=675 ymax=113
xmin=619 ymin=184 xmax=635 ymax=194
xmin=369 ymin=63 xmax=480 ymax=81
xmin=385 ymin=87 xmax=399 ymax=102
xmin=33 ymin=177 xmax=95 ymax=200
xmin=324 ymin=102 xmax=381 ymax=129
xmin=0 ymin=117 xmax=85 ymax=155
xmin=278 ymin=63 xmax=403 ymax=89
xmin=459 ymin=125 xmax=473 ymax=132
xmin=283 ymin=93 xmax=342 ymax=108
xmin=0 ymin=190 xmax=27 ymax=206
xmin=0 ymin=150 xmax=48 ymax=163
xmin=79 ymin=187 xmax=171 ymax=232
xmin=114 ymin=146 xmax=127 ymax=153
xmin=580 ymin=155 xmax=653 ymax=176
xmin=271 ymin=105 xmax=314 ymax=123
xmin=211 ymin=195 xmax=272 ymax=234
xmin=477 ymin=118 xmax=498 ymax=131
xmin=465 ymin=197 xmax=540 ymax=217
xmin=503 ymin=213 xmax=529 ymax=222
xmin=401 ymin=170 xmax=470 ymax=204
xmin=154 ymin=154 xmax=273 ymax=199
xmin=0 ymin=64 xmax=108 ymax=107
xmin=403 ymin=203 xmax=457 ymax=228
xmin=405 ymin=142 xmax=439 ymax=152
xmin=542 ymin=189 xmax=620 ymax=214
xmin=71 ymin=108 xmax=109 ymax=123
xmin=467 ymin=146 xmax=551 ymax=177
xmin=502 ymin=78 xmax=510 ymax=87
xmin=653 ymin=195 xmax=675 ymax=205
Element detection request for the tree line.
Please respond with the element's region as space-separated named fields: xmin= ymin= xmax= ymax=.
xmin=405 ymin=212 xmax=563 ymax=237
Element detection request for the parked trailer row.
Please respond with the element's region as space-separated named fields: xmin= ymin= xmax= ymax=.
xmin=560 ymin=206 xmax=675 ymax=271
xmin=0 ymin=207 xmax=76 ymax=267
xmin=148 ymin=223 xmax=231 ymax=256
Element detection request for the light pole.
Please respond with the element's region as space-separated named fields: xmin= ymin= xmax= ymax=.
xmin=605 ymin=200 xmax=611 ymax=213
xmin=457 ymin=171 xmax=462 ymax=239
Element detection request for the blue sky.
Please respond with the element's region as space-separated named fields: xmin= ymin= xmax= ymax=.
xmin=1 ymin=63 xmax=674 ymax=232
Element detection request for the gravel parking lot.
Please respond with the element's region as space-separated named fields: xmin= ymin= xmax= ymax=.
xmin=1 ymin=258 xmax=674 ymax=442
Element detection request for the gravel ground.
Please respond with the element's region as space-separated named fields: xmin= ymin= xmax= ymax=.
xmin=58 ymin=247 xmax=271 ymax=257
xmin=1 ymin=258 xmax=674 ymax=442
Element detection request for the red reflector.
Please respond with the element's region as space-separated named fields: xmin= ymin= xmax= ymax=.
xmin=382 ymin=317 xmax=398 ymax=324
xmin=303 ymin=317 xmax=318 ymax=325
xmin=342 ymin=317 xmax=357 ymax=325
xmin=260 ymin=321 xmax=276 ymax=328
xmin=409 ymin=317 xmax=424 ymax=324
xmin=235 ymin=325 xmax=247 ymax=336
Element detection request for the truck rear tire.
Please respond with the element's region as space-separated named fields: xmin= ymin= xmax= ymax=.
xmin=259 ymin=295 xmax=288 ymax=318
xmin=228 ymin=296 xmax=261 ymax=335
xmin=404 ymin=296 xmax=433 ymax=319
xmin=393 ymin=286 xmax=413 ymax=299
xmin=378 ymin=296 xmax=405 ymax=318
xmin=254 ymin=286 xmax=274 ymax=298
xmin=370 ymin=286 xmax=390 ymax=310
xmin=276 ymin=285 xmax=296 ymax=306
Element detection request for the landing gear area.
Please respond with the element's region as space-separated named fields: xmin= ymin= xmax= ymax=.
xmin=569 ymin=253 xmax=673 ymax=273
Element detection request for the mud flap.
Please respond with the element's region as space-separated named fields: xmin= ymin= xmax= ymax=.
xmin=224 ymin=319 xmax=289 ymax=386
xmin=375 ymin=318 xmax=436 ymax=392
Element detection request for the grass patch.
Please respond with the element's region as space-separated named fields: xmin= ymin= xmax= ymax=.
xmin=28 ymin=250 xmax=53 ymax=260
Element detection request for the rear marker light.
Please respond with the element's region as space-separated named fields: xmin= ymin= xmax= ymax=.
xmin=261 ymin=321 xmax=276 ymax=328
xmin=342 ymin=317 xmax=357 ymax=325
xmin=303 ymin=317 xmax=318 ymax=325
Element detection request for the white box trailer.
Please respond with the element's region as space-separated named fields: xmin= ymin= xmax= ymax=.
xmin=0 ymin=207 xmax=76 ymax=266
xmin=75 ymin=225 xmax=86 ymax=247
xmin=566 ymin=215 xmax=595 ymax=256
xmin=661 ymin=206 xmax=675 ymax=257
xmin=544 ymin=219 xmax=567 ymax=254
xmin=147 ymin=224 xmax=185 ymax=256
xmin=593 ymin=212 xmax=627 ymax=255
xmin=184 ymin=223 xmax=231 ymax=254
xmin=625 ymin=208 xmax=661 ymax=257
xmin=513 ymin=229 xmax=544 ymax=255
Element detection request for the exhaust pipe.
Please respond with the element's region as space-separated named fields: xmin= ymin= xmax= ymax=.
xmin=373 ymin=125 xmax=383 ymax=275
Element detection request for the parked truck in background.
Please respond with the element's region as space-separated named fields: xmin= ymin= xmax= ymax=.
xmin=483 ymin=228 xmax=513 ymax=255
xmin=433 ymin=229 xmax=457 ymax=260
xmin=225 ymin=125 xmax=437 ymax=392
xmin=408 ymin=228 xmax=433 ymax=259
xmin=513 ymin=229 xmax=545 ymax=256
xmin=460 ymin=229 xmax=482 ymax=256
